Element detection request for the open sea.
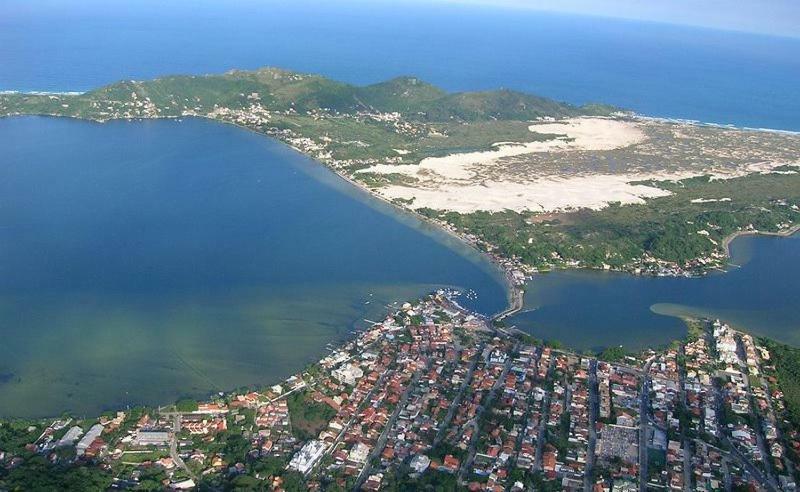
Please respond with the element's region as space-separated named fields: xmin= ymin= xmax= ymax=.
xmin=2 ymin=0 xmax=799 ymax=130
xmin=0 ymin=0 xmax=799 ymax=416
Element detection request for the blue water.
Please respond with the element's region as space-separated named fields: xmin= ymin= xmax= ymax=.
xmin=1 ymin=0 xmax=799 ymax=416
xmin=0 ymin=116 xmax=506 ymax=417
xmin=2 ymin=0 xmax=799 ymax=130
xmin=511 ymin=234 xmax=800 ymax=351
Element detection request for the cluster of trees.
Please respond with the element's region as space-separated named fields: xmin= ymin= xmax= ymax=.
xmin=286 ymin=391 xmax=336 ymax=441
xmin=0 ymin=455 xmax=111 ymax=492
xmin=759 ymin=339 xmax=800 ymax=429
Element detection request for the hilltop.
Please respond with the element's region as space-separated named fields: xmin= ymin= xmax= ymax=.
xmin=0 ymin=67 xmax=607 ymax=123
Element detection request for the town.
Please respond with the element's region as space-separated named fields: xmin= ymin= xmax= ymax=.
xmin=1 ymin=292 xmax=799 ymax=491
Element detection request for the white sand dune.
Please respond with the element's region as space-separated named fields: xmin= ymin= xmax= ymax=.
xmin=355 ymin=117 xmax=797 ymax=214
xmin=378 ymin=174 xmax=677 ymax=213
xmin=357 ymin=117 xmax=646 ymax=181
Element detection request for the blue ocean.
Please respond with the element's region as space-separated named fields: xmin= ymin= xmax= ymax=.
xmin=1 ymin=0 xmax=799 ymax=130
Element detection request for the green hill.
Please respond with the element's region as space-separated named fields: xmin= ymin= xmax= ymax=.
xmin=0 ymin=66 xmax=613 ymax=123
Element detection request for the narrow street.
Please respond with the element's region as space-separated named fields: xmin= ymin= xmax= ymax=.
xmin=353 ymin=368 xmax=425 ymax=490
xmin=433 ymin=344 xmax=483 ymax=448
xmin=532 ymin=355 xmax=555 ymax=472
xmin=639 ymin=359 xmax=653 ymax=492
xmin=170 ymin=414 xmax=196 ymax=481
xmin=584 ymin=359 xmax=598 ymax=492
xmin=458 ymin=352 xmax=515 ymax=482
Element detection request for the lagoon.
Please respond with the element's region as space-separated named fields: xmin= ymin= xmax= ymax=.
xmin=0 ymin=116 xmax=507 ymax=417
xmin=510 ymin=232 xmax=800 ymax=351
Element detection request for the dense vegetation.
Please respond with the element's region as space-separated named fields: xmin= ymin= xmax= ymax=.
xmin=4 ymin=67 xmax=795 ymax=274
xmin=421 ymin=172 xmax=800 ymax=270
xmin=0 ymin=456 xmax=112 ymax=492
xmin=0 ymin=69 xmax=611 ymax=123
xmin=0 ymin=68 xmax=616 ymax=171
xmin=286 ymin=391 xmax=336 ymax=441
xmin=759 ymin=338 xmax=800 ymax=429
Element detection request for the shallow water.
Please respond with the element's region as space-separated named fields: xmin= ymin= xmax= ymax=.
xmin=0 ymin=116 xmax=507 ymax=417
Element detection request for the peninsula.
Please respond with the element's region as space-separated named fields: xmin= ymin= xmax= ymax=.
xmin=3 ymin=67 xmax=799 ymax=281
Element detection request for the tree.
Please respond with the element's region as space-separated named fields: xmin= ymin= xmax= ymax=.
xmin=175 ymin=398 xmax=198 ymax=412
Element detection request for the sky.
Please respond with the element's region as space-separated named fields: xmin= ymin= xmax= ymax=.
xmin=438 ymin=0 xmax=800 ymax=38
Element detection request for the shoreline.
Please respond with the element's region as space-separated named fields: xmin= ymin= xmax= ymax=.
xmin=3 ymin=116 xmax=800 ymax=421
xmin=1 ymin=112 xmax=522 ymax=320
xmin=5 ymin=112 xmax=798 ymax=332
xmin=721 ymin=223 xmax=800 ymax=258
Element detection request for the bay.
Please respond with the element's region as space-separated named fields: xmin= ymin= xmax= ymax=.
xmin=0 ymin=116 xmax=507 ymax=417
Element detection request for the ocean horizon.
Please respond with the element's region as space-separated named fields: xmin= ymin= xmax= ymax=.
xmin=2 ymin=0 xmax=799 ymax=131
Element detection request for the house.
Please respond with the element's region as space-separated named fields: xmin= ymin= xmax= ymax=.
xmin=134 ymin=430 xmax=170 ymax=446
xmin=76 ymin=424 xmax=104 ymax=456
xmin=332 ymin=364 xmax=364 ymax=386
xmin=410 ymin=454 xmax=431 ymax=473
xmin=442 ymin=454 xmax=460 ymax=472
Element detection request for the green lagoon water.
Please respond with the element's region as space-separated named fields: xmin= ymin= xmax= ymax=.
xmin=511 ymin=233 xmax=800 ymax=351
xmin=0 ymin=116 xmax=508 ymax=417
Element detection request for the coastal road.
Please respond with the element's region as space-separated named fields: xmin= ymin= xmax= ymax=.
xmin=494 ymin=281 xmax=524 ymax=323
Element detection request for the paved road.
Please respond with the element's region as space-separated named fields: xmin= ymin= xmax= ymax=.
xmin=584 ymin=359 xmax=598 ymax=492
xmin=169 ymin=414 xmax=196 ymax=481
xmin=677 ymin=345 xmax=692 ymax=492
xmin=721 ymin=455 xmax=733 ymax=491
xmin=494 ymin=281 xmax=524 ymax=323
xmin=758 ymin=372 xmax=795 ymax=479
xmin=722 ymin=434 xmax=778 ymax=492
xmin=711 ymin=376 xmax=778 ymax=492
xmin=458 ymin=352 xmax=515 ymax=482
xmin=316 ymin=367 xmax=391 ymax=477
xmin=504 ymin=347 xmax=543 ymax=487
xmin=353 ymin=368 xmax=424 ymax=490
xmin=532 ymin=355 xmax=555 ymax=472
xmin=639 ymin=359 xmax=653 ymax=492
xmin=433 ymin=344 xmax=483 ymax=448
